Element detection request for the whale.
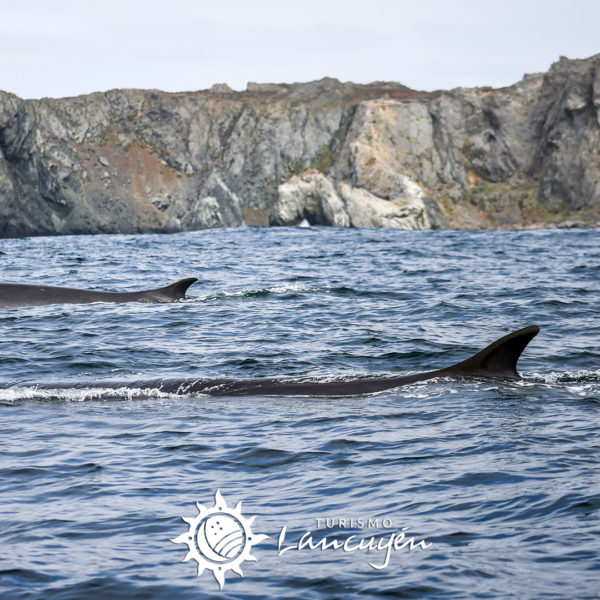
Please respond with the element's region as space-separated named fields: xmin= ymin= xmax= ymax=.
xmin=0 ymin=278 xmax=198 ymax=308
xmin=35 ymin=325 xmax=539 ymax=397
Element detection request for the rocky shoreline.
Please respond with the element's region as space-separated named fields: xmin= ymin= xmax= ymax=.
xmin=0 ymin=54 xmax=599 ymax=237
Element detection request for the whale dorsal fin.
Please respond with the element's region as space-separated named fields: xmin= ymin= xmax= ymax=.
xmin=440 ymin=325 xmax=540 ymax=379
xmin=151 ymin=277 xmax=198 ymax=301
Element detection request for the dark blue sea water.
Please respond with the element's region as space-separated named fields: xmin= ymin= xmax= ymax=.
xmin=0 ymin=227 xmax=599 ymax=599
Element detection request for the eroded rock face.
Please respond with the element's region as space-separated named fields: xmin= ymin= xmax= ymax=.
xmin=270 ymin=170 xmax=429 ymax=229
xmin=0 ymin=55 xmax=599 ymax=237
xmin=271 ymin=171 xmax=350 ymax=227
xmin=339 ymin=182 xmax=429 ymax=229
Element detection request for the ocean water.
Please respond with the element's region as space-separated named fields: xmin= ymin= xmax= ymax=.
xmin=0 ymin=227 xmax=598 ymax=599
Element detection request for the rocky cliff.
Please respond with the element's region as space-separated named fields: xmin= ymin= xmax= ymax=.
xmin=1 ymin=54 xmax=599 ymax=237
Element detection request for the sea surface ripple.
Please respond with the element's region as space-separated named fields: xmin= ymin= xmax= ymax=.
xmin=0 ymin=227 xmax=599 ymax=599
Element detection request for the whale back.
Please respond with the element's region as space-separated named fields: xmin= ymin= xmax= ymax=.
xmin=25 ymin=324 xmax=541 ymax=397
xmin=0 ymin=277 xmax=198 ymax=308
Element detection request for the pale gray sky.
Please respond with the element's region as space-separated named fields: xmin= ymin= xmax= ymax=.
xmin=1 ymin=0 xmax=598 ymax=99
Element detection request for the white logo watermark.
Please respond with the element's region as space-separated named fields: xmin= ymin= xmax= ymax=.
xmin=172 ymin=491 xmax=431 ymax=589
xmin=278 ymin=519 xmax=431 ymax=570
xmin=171 ymin=489 xmax=268 ymax=589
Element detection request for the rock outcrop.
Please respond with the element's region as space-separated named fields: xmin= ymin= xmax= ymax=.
xmin=1 ymin=55 xmax=599 ymax=237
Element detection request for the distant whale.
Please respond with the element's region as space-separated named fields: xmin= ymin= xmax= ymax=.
xmin=38 ymin=326 xmax=539 ymax=397
xmin=0 ymin=278 xmax=198 ymax=308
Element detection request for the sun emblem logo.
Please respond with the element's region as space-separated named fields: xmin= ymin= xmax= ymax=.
xmin=171 ymin=489 xmax=268 ymax=589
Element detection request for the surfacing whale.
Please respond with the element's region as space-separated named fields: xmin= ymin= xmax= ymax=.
xmin=0 ymin=278 xmax=198 ymax=308
xmin=41 ymin=325 xmax=539 ymax=397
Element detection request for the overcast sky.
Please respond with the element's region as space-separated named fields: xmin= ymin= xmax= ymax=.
xmin=1 ymin=0 xmax=598 ymax=99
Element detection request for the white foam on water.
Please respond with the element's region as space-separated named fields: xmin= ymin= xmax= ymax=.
xmin=0 ymin=386 xmax=179 ymax=403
